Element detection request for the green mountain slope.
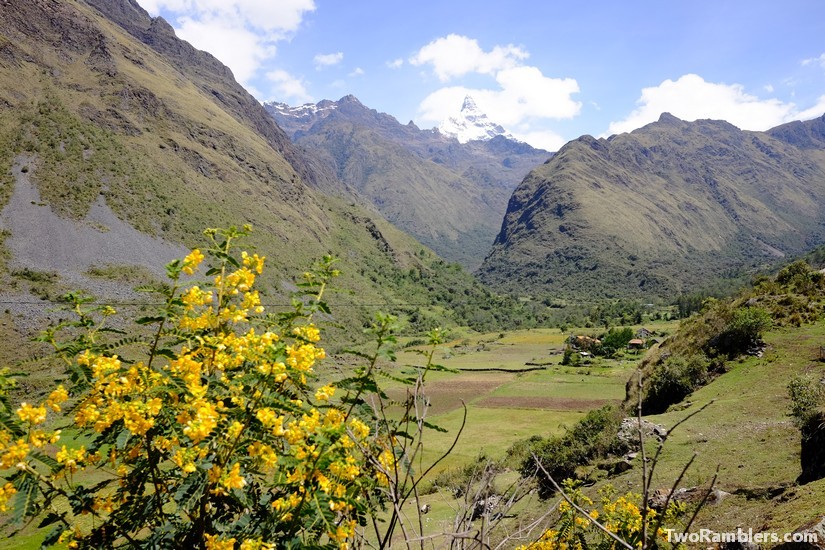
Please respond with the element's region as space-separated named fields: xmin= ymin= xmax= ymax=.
xmin=268 ymin=96 xmax=551 ymax=269
xmin=0 ymin=0 xmax=526 ymax=346
xmin=479 ymin=113 xmax=825 ymax=301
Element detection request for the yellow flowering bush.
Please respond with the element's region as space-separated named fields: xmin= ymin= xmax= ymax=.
xmin=517 ymin=480 xmax=685 ymax=550
xmin=0 ymin=226 xmax=445 ymax=548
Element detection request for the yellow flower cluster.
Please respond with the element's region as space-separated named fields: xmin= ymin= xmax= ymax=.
xmin=182 ymin=248 xmax=205 ymax=275
xmin=204 ymin=534 xmax=236 ymax=550
xmin=2 ymin=389 xmax=63 ymax=469
xmin=0 ymin=482 xmax=16 ymax=512
xmin=73 ymin=354 xmax=165 ymax=437
xmin=519 ymin=484 xmax=677 ymax=550
xmin=56 ymin=446 xmax=87 ymax=474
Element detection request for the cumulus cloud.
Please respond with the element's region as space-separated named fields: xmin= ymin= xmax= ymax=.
xmin=266 ymin=69 xmax=312 ymax=104
xmin=138 ymin=0 xmax=315 ymax=88
xmin=796 ymin=95 xmax=825 ymax=121
xmin=409 ymin=34 xmax=528 ymax=81
xmin=412 ymin=36 xmax=581 ymax=149
xmin=387 ymin=58 xmax=404 ymax=69
xmin=314 ymin=52 xmax=344 ymax=69
xmin=509 ymin=129 xmax=568 ymax=152
xmin=606 ymin=74 xmax=801 ymax=135
xmin=802 ymin=53 xmax=825 ymax=69
xmin=349 ymin=67 xmax=365 ymax=77
xmin=175 ymin=16 xmax=273 ymax=83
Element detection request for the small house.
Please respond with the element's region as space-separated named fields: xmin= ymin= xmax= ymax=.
xmin=627 ymin=338 xmax=645 ymax=350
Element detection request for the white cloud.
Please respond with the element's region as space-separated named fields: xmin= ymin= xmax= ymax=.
xmin=409 ymin=34 xmax=528 ymax=81
xmin=349 ymin=67 xmax=365 ymax=77
xmin=137 ymin=0 xmax=315 ymax=90
xmin=387 ymin=58 xmax=404 ymax=69
xmin=509 ymin=129 xmax=567 ymax=152
xmin=606 ymin=74 xmax=799 ymax=135
xmin=796 ymin=95 xmax=825 ymax=120
xmin=141 ymin=0 xmax=315 ymax=33
xmin=175 ymin=16 xmax=273 ymax=83
xmin=314 ymin=52 xmax=344 ymax=69
xmin=418 ymin=77 xmax=579 ymax=129
xmin=265 ymin=69 xmax=312 ymax=104
xmin=411 ymin=34 xmax=580 ymax=150
xmin=493 ymin=67 xmax=581 ymax=122
xmin=802 ymin=53 xmax=825 ymax=69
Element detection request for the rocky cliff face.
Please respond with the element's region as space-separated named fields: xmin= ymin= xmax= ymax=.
xmin=479 ymin=113 xmax=825 ymax=299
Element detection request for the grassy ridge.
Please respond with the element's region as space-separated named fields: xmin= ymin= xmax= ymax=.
xmin=481 ymin=115 xmax=825 ymax=301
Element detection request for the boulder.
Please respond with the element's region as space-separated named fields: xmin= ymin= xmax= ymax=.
xmin=617 ymin=418 xmax=667 ymax=450
xmin=773 ymin=516 xmax=825 ymax=549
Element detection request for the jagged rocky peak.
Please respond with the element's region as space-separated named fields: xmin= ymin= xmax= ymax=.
xmin=265 ymin=99 xmax=337 ymax=119
xmin=438 ymin=95 xmax=514 ymax=143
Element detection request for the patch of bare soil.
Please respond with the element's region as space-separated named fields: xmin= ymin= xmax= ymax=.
xmin=387 ymin=373 xmax=514 ymax=415
xmin=476 ymin=396 xmax=615 ymax=411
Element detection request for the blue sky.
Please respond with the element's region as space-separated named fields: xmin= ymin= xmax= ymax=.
xmin=137 ymin=0 xmax=825 ymax=150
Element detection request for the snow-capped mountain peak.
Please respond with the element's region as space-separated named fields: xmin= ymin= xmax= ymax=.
xmin=264 ymin=99 xmax=337 ymax=122
xmin=437 ymin=96 xmax=514 ymax=143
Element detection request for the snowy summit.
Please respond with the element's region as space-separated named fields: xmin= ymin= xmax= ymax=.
xmin=437 ymin=96 xmax=514 ymax=143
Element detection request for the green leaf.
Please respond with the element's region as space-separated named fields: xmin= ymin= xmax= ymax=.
xmin=116 ymin=428 xmax=132 ymax=450
xmin=422 ymin=420 xmax=448 ymax=433
xmin=40 ymin=523 xmax=65 ymax=548
xmin=136 ymin=316 xmax=166 ymax=325
xmin=154 ymin=348 xmax=178 ymax=360
xmin=100 ymin=336 xmax=144 ymax=351
xmin=10 ymin=472 xmax=39 ymax=524
xmin=31 ymin=452 xmax=60 ymax=472
xmin=0 ymin=411 xmax=24 ymax=437
xmin=376 ymin=370 xmax=413 ymax=385
xmin=424 ymin=362 xmax=457 ymax=373
xmin=174 ymin=470 xmax=206 ymax=511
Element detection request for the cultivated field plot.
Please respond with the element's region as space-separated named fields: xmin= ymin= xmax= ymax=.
xmin=390 ymin=328 xmax=643 ymax=468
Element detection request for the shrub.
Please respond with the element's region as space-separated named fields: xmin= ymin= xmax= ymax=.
xmin=712 ymin=306 xmax=771 ymax=355
xmin=599 ymin=327 xmax=634 ymax=357
xmin=516 ymin=480 xmax=685 ymax=550
xmin=788 ymin=375 xmax=825 ymax=427
xmin=642 ymin=355 xmax=711 ymax=414
xmin=0 ymin=226 xmax=447 ymax=549
xmin=522 ymin=406 xmax=627 ymax=498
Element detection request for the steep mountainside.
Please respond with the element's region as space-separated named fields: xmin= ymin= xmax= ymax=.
xmin=267 ymin=96 xmax=550 ymax=269
xmin=479 ymin=113 xmax=825 ymax=300
xmin=0 ymin=0 xmax=520 ymax=343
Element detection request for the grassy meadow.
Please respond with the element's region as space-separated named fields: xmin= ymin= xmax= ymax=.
xmin=391 ymin=328 xmax=642 ymax=467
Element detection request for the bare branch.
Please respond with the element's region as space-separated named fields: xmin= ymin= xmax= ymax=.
xmin=531 ymin=454 xmax=634 ymax=550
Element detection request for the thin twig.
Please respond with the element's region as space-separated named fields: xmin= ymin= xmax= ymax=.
xmin=682 ymin=465 xmax=720 ymax=535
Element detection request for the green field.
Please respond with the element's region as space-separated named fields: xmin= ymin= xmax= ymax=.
xmin=389 ymin=326 xmax=652 ymax=469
